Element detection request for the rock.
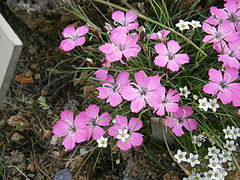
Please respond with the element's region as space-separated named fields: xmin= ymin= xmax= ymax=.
xmin=163 ymin=171 xmax=180 ymax=180
xmin=55 ymin=168 xmax=72 ymax=180
xmin=6 ymin=0 xmax=79 ymax=32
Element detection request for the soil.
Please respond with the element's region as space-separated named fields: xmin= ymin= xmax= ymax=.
xmin=0 ymin=1 xmax=183 ymax=180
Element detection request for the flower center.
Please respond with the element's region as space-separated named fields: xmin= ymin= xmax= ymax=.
xmin=229 ymin=50 xmax=236 ymax=57
xmin=118 ymin=44 xmax=126 ymax=51
xmin=167 ymin=52 xmax=175 ymax=60
xmin=88 ymin=116 xmax=99 ymax=127
xmin=68 ymin=125 xmax=76 ymax=134
xmin=219 ymin=80 xmax=228 ymax=90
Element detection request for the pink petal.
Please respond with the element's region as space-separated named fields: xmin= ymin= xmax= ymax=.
xmin=60 ymin=110 xmax=74 ymax=123
xmin=146 ymin=90 xmax=162 ymax=108
xmin=217 ymin=89 xmax=233 ymax=104
xmin=134 ymin=70 xmax=148 ymax=88
xmin=117 ymin=140 xmax=132 ymax=151
xmin=146 ymin=75 xmax=161 ymax=91
xmin=203 ymin=82 xmax=219 ymax=96
xmin=74 ymin=112 xmax=89 ymax=126
xmin=208 ymin=68 xmax=222 ymax=83
xmin=130 ymin=96 xmax=146 ymax=113
xmin=62 ymin=26 xmax=75 ymax=38
xmin=117 ymin=72 xmax=130 ymax=86
xmin=107 ymin=92 xmax=122 ymax=107
xmin=108 ymin=125 xmax=121 ymax=138
xmin=98 ymin=112 xmax=111 ymax=126
xmin=128 ymin=117 xmax=142 ymax=131
xmin=116 ymin=115 xmax=128 ymax=127
xmin=99 ymin=43 xmax=117 ymax=54
xmin=154 ymin=43 xmax=168 ymax=55
xmin=223 ymin=67 xmax=239 ymax=82
xmin=86 ymin=105 xmax=99 ymax=119
xmin=166 ymin=89 xmax=180 ymax=102
xmin=92 ymin=126 xmax=105 ymax=140
xmin=112 ymin=11 xmax=125 ymax=23
xmin=86 ymin=126 xmax=92 ymax=140
xmin=74 ymin=129 xmax=88 ymax=143
xmin=122 ymin=46 xmax=141 ymax=58
xmin=120 ymin=85 xmax=139 ymax=101
xmin=163 ymin=116 xmax=176 ymax=128
xmin=165 ymin=103 xmax=179 ymax=113
xmin=167 ymin=40 xmax=181 ymax=54
xmin=183 ymin=118 xmax=197 ymax=132
xmin=76 ymin=26 xmax=89 ymax=36
xmin=60 ymin=39 xmax=75 ymax=51
xmin=180 ymin=106 xmax=194 ymax=118
xmin=62 ymin=134 xmax=76 ymax=150
xmin=52 ymin=120 xmax=69 ymax=137
xmin=127 ymin=22 xmax=139 ymax=30
xmin=126 ymin=11 xmax=138 ymax=22
xmin=202 ymin=22 xmax=216 ymax=34
xmin=167 ymin=60 xmax=180 ymax=72
xmin=94 ymin=69 xmax=108 ymax=82
xmin=129 ymin=132 xmax=143 ymax=147
xmin=106 ymin=50 xmax=123 ymax=62
xmin=154 ymin=55 xmax=168 ymax=67
xmin=97 ymin=87 xmax=111 ymax=99
xmin=155 ymin=104 xmax=165 ymax=116
xmin=74 ymin=37 xmax=86 ymax=46
xmin=174 ymin=54 xmax=190 ymax=65
xmin=172 ymin=124 xmax=184 ymax=136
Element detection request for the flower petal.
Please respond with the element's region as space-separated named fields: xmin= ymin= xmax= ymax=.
xmin=60 ymin=39 xmax=75 ymax=51
xmin=128 ymin=117 xmax=142 ymax=131
xmin=86 ymin=105 xmax=99 ymax=119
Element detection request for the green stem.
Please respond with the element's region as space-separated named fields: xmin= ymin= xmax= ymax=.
xmin=92 ymin=0 xmax=207 ymax=56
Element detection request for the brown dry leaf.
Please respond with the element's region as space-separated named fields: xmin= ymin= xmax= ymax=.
xmin=24 ymin=70 xmax=33 ymax=78
xmin=11 ymin=132 xmax=24 ymax=142
xmin=15 ymin=73 xmax=34 ymax=84
xmin=27 ymin=162 xmax=36 ymax=172
xmin=227 ymin=171 xmax=240 ymax=180
xmin=34 ymin=73 xmax=41 ymax=80
xmin=7 ymin=114 xmax=30 ymax=131
xmin=83 ymin=85 xmax=96 ymax=95
xmin=69 ymin=156 xmax=84 ymax=171
xmin=163 ymin=170 xmax=180 ymax=180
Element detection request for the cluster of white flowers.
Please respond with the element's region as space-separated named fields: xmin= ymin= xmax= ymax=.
xmin=174 ymin=150 xmax=200 ymax=167
xmin=176 ymin=20 xmax=201 ymax=31
xmin=198 ymin=98 xmax=219 ymax=112
xmin=180 ymin=125 xmax=239 ymax=180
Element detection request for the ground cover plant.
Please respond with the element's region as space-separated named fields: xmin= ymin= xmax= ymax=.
xmin=49 ymin=0 xmax=240 ymax=179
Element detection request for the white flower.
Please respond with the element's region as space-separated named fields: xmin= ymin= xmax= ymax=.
xmin=116 ymin=159 xmax=120 ymax=164
xmin=204 ymin=170 xmax=213 ymax=179
xmin=208 ymin=136 xmax=216 ymax=145
xmin=211 ymin=169 xmax=225 ymax=180
xmin=225 ymin=140 xmax=237 ymax=151
xmin=192 ymin=134 xmax=205 ymax=147
xmin=232 ymin=126 xmax=240 ymax=139
xmin=227 ymin=162 xmax=236 ymax=171
xmin=179 ymin=86 xmax=191 ymax=98
xmin=174 ymin=149 xmax=187 ymax=163
xmin=190 ymin=20 xmax=202 ymax=29
xmin=208 ymin=158 xmax=222 ymax=171
xmin=176 ymin=20 xmax=190 ymax=31
xmin=96 ymin=136 xmax=108 ymax=148
xmin=193 ymin=95 xmax=198 ymax=100
xmin=219 ymin=150 xmax=232 ymax=163
xmin=198 ymin=98 xmax=211 ymax=111
xmin=187 ymin=153 xmax=200 ymax=167
xmin=209 ymin=99 xmax=220 ymax=112
xmin=208 ymin=146 xmax=220 ymax=157
xmin=112 ymin=119 xmax=116 ymax=124
xmin=223 ymin=126 xmax=234 ymax=139
xmin=116 ymin=129 xmax=130 ymax=142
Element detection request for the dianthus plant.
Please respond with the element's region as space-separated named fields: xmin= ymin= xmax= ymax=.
xmin=51 ymin=0 xmax=240 ymax=177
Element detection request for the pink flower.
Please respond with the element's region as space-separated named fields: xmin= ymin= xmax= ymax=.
xmin=238 ymin=109 xmax=240 ymax=115
xmin=206 ymin=7 xmax=228 ymax=26
xmin=218 ymin=40 xmax=240 ymax=69
xmin=52 ymin=110 xmax=88 ymax=150
xmin=163 ymin=106 xmax=197 ymax=136
xmin=60 ymin=25 xmax=89 ymax=51
xmin=203 ymin=67 xmax=240 ymax=104
xmin=99 ymin=31 xmax=141 ymax=63
xmin=108 ymin=115 xmax=143 ymax=151
xmin=148 ymin=30 xmax=170 ymax=42
xmin=202 ymin=21 xmax=237 ymax=44
xmin=153 ymin=86 xmax=180 ymax=116
xmin=78 ymin=105 xmax=112 ymax=140
xmin=154 ymin=40 xmax=190 ymax=72
xmin=121 ymin=70 xmax=161 ymax=113
xmin=94 ymin=69 xmax=108 ymax=85
xmin=112 ymin=10 xmax=138 ymax=31
xmin=97 ymin=72 xmax=130 ymax=107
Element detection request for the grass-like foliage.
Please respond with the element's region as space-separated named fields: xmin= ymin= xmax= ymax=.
xmin=49 ymin=0 xmax=240 ymax=178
